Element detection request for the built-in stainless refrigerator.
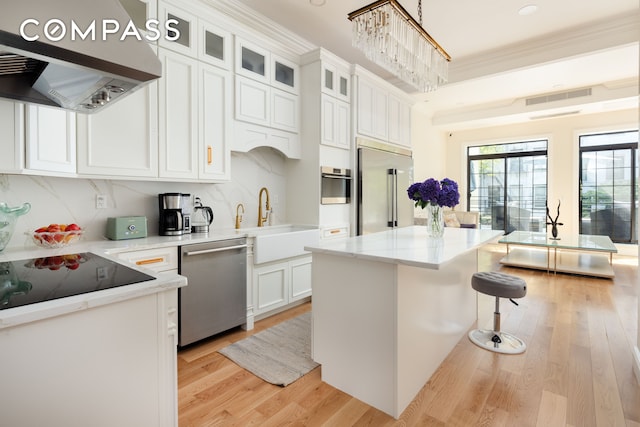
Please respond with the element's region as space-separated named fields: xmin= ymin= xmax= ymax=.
xmin=357 ymin=139 xmax=414 ymax=235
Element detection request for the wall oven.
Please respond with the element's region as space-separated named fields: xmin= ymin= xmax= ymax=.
xmin=321 ymin=166 xmax=351 ymax=204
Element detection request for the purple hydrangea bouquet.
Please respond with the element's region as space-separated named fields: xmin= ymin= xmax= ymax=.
xmin=407 ymin=178 xmax=459 ymax=237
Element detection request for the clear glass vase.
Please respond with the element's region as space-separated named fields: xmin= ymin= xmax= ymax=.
xmin=425 ymin=204 xmax=444 ymax=238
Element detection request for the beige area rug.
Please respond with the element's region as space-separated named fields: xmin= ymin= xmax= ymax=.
xmin=218 ymin=312 xmax=319 ymax=386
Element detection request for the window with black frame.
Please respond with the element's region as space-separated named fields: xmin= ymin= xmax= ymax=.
xmin=468 ymin=140 xmax=548 ymax=233
xmin=579 ymin=130 xmax=639 ymax=243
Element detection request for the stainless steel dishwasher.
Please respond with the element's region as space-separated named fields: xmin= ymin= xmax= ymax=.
xmin=178 ymin=237 xmax=247 ymax=347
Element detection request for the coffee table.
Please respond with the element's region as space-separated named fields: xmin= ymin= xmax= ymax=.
xmin=498 ymin=231 xmax=617 ymax=278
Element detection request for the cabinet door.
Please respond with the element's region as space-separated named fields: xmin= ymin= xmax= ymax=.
xmin=321 ymin=95 xmax=349 ymax=150
xmin=335 ymin=99 xmax=350 ymax=150
xmin=0 ymin=100 xmax=24 ymax=172
xmin=271 ymin=88 xmax=298 ymax=133
xmin=158 ymin=48 xmax=198 ymax=179
xmin=272 ymin=54 xmax=299 ymax=94
xmin=158 ymin=2 xmax=197 ymax=57
xmin=199 ymin=64 xmax=231 ymax=181
xmin=322 ymin=62 xmax=349 ymax=102
xmin=289 ymin=257 xmax=312 ymax=301
xmin=357 ymin=77 xmax=387 ymax=141
xmin=399 ymin=100 xmax=412 ymax=148
xmin=199 ymin=20 xmax=232 ymax=70
xmin=235 ymin=38 xmax=270 ymax=83
xmin=77 ymin=81 xmax=158 ymax=177
xmin=25 ymin=105 xmax=76 ymax=174
xmin=235 ymin=75 xmax=269 ymax=127
xmin=254 ymin=261 xmax=288 ymax=315
xmin=388 ymin=94 xmax=401 ymax=145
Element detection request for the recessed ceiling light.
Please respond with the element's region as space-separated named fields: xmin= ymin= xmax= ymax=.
xmin=310 ymin=0 xmax=326 ymax=5
xmin=518 ymin=4 xmax=538 ymax=16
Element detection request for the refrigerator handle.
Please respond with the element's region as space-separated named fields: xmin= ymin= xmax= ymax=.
xmin=387 ymin=168 xmax=398 ymax=227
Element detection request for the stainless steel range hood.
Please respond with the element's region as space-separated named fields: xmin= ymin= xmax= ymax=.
xmin=0 ymin=0 xmax=161 ymax=113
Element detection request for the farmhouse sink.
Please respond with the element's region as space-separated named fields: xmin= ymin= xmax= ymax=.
xmin=248 ymin=224 xmax=319 ymax=264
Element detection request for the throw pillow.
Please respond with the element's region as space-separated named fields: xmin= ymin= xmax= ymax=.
xmin=444 ymin=213 xmax=460 ymax=228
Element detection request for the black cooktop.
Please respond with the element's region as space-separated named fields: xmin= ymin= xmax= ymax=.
xmin=0 ymin=252 xmax=155 ymax=310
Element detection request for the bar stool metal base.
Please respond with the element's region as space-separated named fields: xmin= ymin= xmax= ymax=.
xmin=468 ymin=329 xmax=526 ymax=354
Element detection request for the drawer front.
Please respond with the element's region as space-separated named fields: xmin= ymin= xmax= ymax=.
xmin=117 ymin=247 xmax=178 ymax=273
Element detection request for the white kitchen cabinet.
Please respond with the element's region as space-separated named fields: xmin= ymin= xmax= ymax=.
xmin=0 ymin=100 xmax=24 ymax=173
xmin=199 ymin=20 xmax=232 ymax=70
xmin=115 ymin=246 xmax=179 ymax=274
xmin=356 ymin=75 xmax=388 ymax=142
xmin=0 ymin=289 xmax=179 ymax=427
xmin=271 ymin=87 xmax=299 ymax=133
xmin=76 ymin=81 xmax=159 ymax=178
xmin=199 ymin=63 xmax=232 ymax=181
xmin=158 ymin=1 xmax=198 ymax=57
xmin=158 ymin=47 xmax=232 ymax=181
xmin=272 ymin=53 xmax=299 ymax=95
xmin=322 ymin=61 xmax=350 ymax=102
xmin=233 ymin=37 xmax=300 ymax=148
xmin=25 ymin=105 xmax=76 ymax=175
xmin=353 ymin=67 xmax=412 ymax=148
xmin=158 ymin=47 xmax=199 ymax=180
xmin=233 ymin=120 xmax=300 ymax=159
xmin=289 ymin=256 xmax=312 ymax=302
xmin=321 ymin=95 xmax=350 ymax=150
xmin=253 ymin=254 xmax=312 ymax=317
xmin=235 ymin=75 xmax=269 ymax=127
xmin=235 ymin=37 xmax=270 ymax=84
xmin=235 ymin=76 xmax=299 ymax=133
xmin=388 ymin=93 xmax=411 ymax=148
xmin=354 ymin=67 xmax=413 ymax=148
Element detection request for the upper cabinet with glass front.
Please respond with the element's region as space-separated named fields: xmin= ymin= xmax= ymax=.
xmin=199 ymin=21 xmax=232 ymax=69
xmin=235 ymin=38 xmax=270 ymax=84
xmin=322 ymin=62 xmax=350 ymax=102
xmin=158 ymin=2 xmax=198 ymax=57
xmin=272 ymin=54 xmax=298 ymax=94
xmin=236 ymin=38 xmax=299 ymax=94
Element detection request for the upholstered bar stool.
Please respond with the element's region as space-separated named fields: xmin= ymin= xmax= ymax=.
xmin=468 ymin=271 xmax=527 ymax=354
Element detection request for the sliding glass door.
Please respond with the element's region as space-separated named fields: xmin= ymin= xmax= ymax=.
xmin=579 ymin=130 xmax=638 ymax=243
xmin=468 ymin=140 xmax=548 ymax=233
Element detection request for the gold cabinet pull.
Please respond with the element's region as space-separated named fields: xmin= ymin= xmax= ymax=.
xmin=207 ymin=146 xmax=212 ymax=164
xmin=136 ymin=257 xmax=164 ymax=265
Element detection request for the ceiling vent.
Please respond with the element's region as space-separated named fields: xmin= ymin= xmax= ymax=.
xmin=525 ymin=88 xmax=592 ymax=106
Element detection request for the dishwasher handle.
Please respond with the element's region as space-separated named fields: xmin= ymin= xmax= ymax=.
xmin=183 ymin=244 xmax=247 ymax=256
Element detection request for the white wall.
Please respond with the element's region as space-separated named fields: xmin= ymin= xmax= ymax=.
xmin=0 ymin=148 xmax=287 ymax=250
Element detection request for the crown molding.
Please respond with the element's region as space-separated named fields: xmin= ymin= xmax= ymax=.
xmin=449 ymin=11 xmax=640 ymax=84
xmin=197 ymin=0 xmax=316 ymax=57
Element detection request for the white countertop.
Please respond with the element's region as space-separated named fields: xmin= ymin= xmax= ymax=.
xmin=0 ymin=224 xmax=317 ymax=328
xmin=305 ymin=226 xmax=503 ymax=269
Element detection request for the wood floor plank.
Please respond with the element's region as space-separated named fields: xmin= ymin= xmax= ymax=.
xmin=535 ymin=390 xmax=567 ymax=427
xmin=177 ymin=250 xmax=639 ymax=427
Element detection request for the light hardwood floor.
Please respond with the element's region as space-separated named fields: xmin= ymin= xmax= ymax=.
xmin=177 ymin=244 xmax=639 ymax=426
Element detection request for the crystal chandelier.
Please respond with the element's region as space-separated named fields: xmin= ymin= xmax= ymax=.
xmin=348 ymin=0 xmax=451 ymax=92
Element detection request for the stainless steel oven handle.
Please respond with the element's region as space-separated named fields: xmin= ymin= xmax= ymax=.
xmin=321 ymin=174 xmax=353 ymax=179
xmin=184 ymin=244 xmax=247 ymax=256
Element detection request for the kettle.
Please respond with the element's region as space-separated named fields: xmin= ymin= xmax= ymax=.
xmin=0 ymin=202 xmax=31 ymax=251
xmin=191 ymin=197 xmax=213 ymax=233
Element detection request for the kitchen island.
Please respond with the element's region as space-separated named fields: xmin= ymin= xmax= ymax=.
xmin=305 ymin=226 xmax=503 ymax=419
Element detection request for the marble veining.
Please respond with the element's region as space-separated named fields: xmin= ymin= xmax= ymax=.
xmin=0 ymin=148 xmax=287 ymax=250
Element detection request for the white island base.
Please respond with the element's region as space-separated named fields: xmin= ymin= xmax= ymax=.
xmin=309 ymin=227 xmax=502 ymax=419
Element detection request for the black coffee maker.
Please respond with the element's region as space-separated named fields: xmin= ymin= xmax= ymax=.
xmin=158 ymin=193 xmax=184 ymax=236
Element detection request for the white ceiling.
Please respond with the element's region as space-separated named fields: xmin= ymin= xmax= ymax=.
xmin=237 ymin=0 xmax=639 ymax=130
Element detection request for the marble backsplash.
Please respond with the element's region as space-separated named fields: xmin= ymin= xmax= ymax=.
xmin=0 ymin=148 xmax=288 ymax=250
